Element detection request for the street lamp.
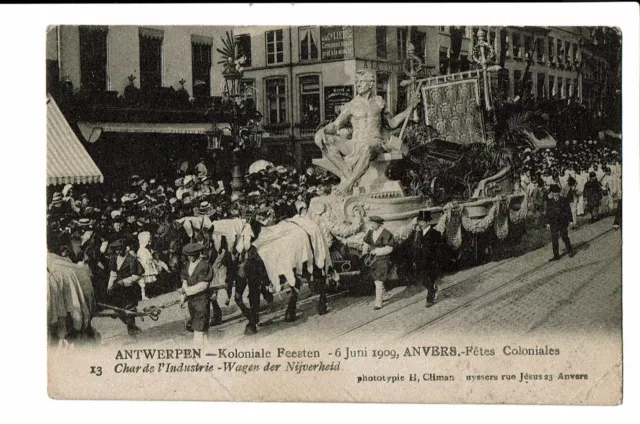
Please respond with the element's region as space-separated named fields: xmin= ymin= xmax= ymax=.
xmin=248 ymin=121 xmax=263 ymax=149
xmin=472 ymin=29 xmax=496 ymax=111
xmin=206 ymin=127 xmax=223 ymax=151
xmin=222 ymin=72 xmax=243 ymax=98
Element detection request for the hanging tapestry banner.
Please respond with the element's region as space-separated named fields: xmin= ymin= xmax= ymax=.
xmin=422 ymin=77 xmax=485 ymax=145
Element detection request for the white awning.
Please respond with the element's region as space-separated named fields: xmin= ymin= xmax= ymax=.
xmin=77 ymin=122 xmax=231 ymax=143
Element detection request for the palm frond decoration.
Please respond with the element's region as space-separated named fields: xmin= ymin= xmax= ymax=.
xmin=216 ymin=30 xmax=248 ymax=75
xmin=217 ymin=31 xmax=238 ymax=73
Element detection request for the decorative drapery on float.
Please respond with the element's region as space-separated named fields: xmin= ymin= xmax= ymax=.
xmin=431 ymin=192 xmax=529 ymax=250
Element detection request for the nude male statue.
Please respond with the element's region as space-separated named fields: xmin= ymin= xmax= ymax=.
xmin=315 ymin=69 xmax=421 ymax=195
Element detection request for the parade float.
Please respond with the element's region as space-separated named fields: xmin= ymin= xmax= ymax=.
xmin=305 ymin=30 xmax=527 ymax=275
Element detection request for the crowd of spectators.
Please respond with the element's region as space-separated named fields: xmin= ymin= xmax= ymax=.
xmin=46 ymin=155 xmax=338 ymax=303
xmin=513 ymin=139 xmax=622 ymax=227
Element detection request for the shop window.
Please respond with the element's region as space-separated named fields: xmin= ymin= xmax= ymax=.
xmin=397 ymin=27 xmax=407 ymax=60
xmin=139 ymin=28 xmax=163 ymax=90
xmin=460 ymin=54 xmax=469 ymax=72
xmin=240 ymin=79 xmax=255 ymax=99
xmin=524 ymin=36 xmax=533 ymax=59
xmin=489 ymin=30 xmax=497 ymax=48
xmin=79 ymin=26 xmax=108 ymax=91
xmin=411 ymin=30 xmax=426 ymax=60
xmin=450 ymin=26 xmax=464 ymax=66
xmin=537 ymin=73 xmax=546 ymax=99
xmin=266 ymin=77 xmax=287 ymax=124
xmin=512 ymin=33 xmax=522 ymax=58
xmin=235 ymin=34 xmax=252 ymax=67
xmin=299 ymin=27 xmax=318 ymax=62
xmin=397 ymin=83 xmax=407 ymax=114
xmin=524 ymin=72 xmax=533 ymax=96
xmin=376 ymin=72 xmax=389 ymax=105
xmin=376 ymin=26 xmax=387 ymax=59
xmin=504 ymin=33 xmax=510 ymax=57
xmin=536 ymin=38 xmax=545 ymax=61
xmin=191 ymin=36 xmax=212 ymax=98
xmin=299 ymin=75 xmax=321 ymax=130
xmin=266 ymin=29 xmax=284 ymax=65
xmin=557 ymin=39 xmax=563 ymax=63
xmin=498 ymin=69 xmax=510 ymax=99
xmin=439 ymin=48 xmax=450 ymax=75
xmin=558 ymin=77 xmax=564 ymax=98
xmin=513 ymin=70 xmax=522 ymax=97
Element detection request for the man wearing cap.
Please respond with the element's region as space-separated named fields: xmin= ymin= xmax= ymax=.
xmin=107 ymin=238 xmax=144 ymax=336
xmin=583 ymin=171 xmax=603 ymax=222
xmin=48 ymin=192 xmax=71 ymax=217
xmin=179 ymin=243 xmax=213 ymax=344
xmin=413 ymin=211 xmax=444 ymax=307
xmin=195 ymin=157 xmax=208 ymax=178
xmin=546 ymin=185 xmax=575 ymax=261
xmin=362 ymin=216 xmax=394 ymax=310
xmin=177 ymin=175 xmax=196 ymax=201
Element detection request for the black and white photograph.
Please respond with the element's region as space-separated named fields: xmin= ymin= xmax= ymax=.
xmin=29 ymin=3 xmax=638 ymax=406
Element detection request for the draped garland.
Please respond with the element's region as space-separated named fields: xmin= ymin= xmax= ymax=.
xmin=431 ymin=194 xmax=528 ymax=249
xmin=461 ymin=204 xmax=497 ymax=234
xmin=445 ymin=205 xmax=463 ymax=250
xmin=508 ymin=192 xmax=529 ymax=224
xmin=494 ymin=198 xmax=510 ymax=240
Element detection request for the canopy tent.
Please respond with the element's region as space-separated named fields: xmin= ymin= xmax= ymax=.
xmin=47 ymin=96 xmax=104 ymax=186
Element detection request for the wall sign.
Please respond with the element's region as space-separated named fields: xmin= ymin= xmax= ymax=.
xmin=320 ymin=26 xmax=354 ymax=61
xmin=324 ymin=85 xmax=354 ymax=121
xmin=362 ymin=60 xmax=402 ymax=73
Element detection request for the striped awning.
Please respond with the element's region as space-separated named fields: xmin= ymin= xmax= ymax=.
xmin=47 ymin=96 xmax=104 ymax=186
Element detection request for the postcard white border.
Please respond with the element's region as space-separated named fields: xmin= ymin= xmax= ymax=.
xmin=0 ymin=2 xmax=638 ymax=422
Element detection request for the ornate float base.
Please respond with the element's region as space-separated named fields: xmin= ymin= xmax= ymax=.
xmin=313 ymin=152 xmax=405 ymax=197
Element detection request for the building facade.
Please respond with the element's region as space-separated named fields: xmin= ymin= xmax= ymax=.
xmin=47 ymin=25 xmax=619 ymax=170
xmin=47 ymin=25 xmax=230 ymax=100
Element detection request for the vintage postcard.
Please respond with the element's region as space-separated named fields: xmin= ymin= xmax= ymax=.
xmin=45 ymin=8 xmax=629 ymax=404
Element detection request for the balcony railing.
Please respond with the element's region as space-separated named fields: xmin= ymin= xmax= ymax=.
xmin=295 ymin=121 xmax=321 ymax=138
xmin=54 ymin=85 xmax=231 ymax=124
xmin=262 ymin=122 xmax=291 ymax=138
